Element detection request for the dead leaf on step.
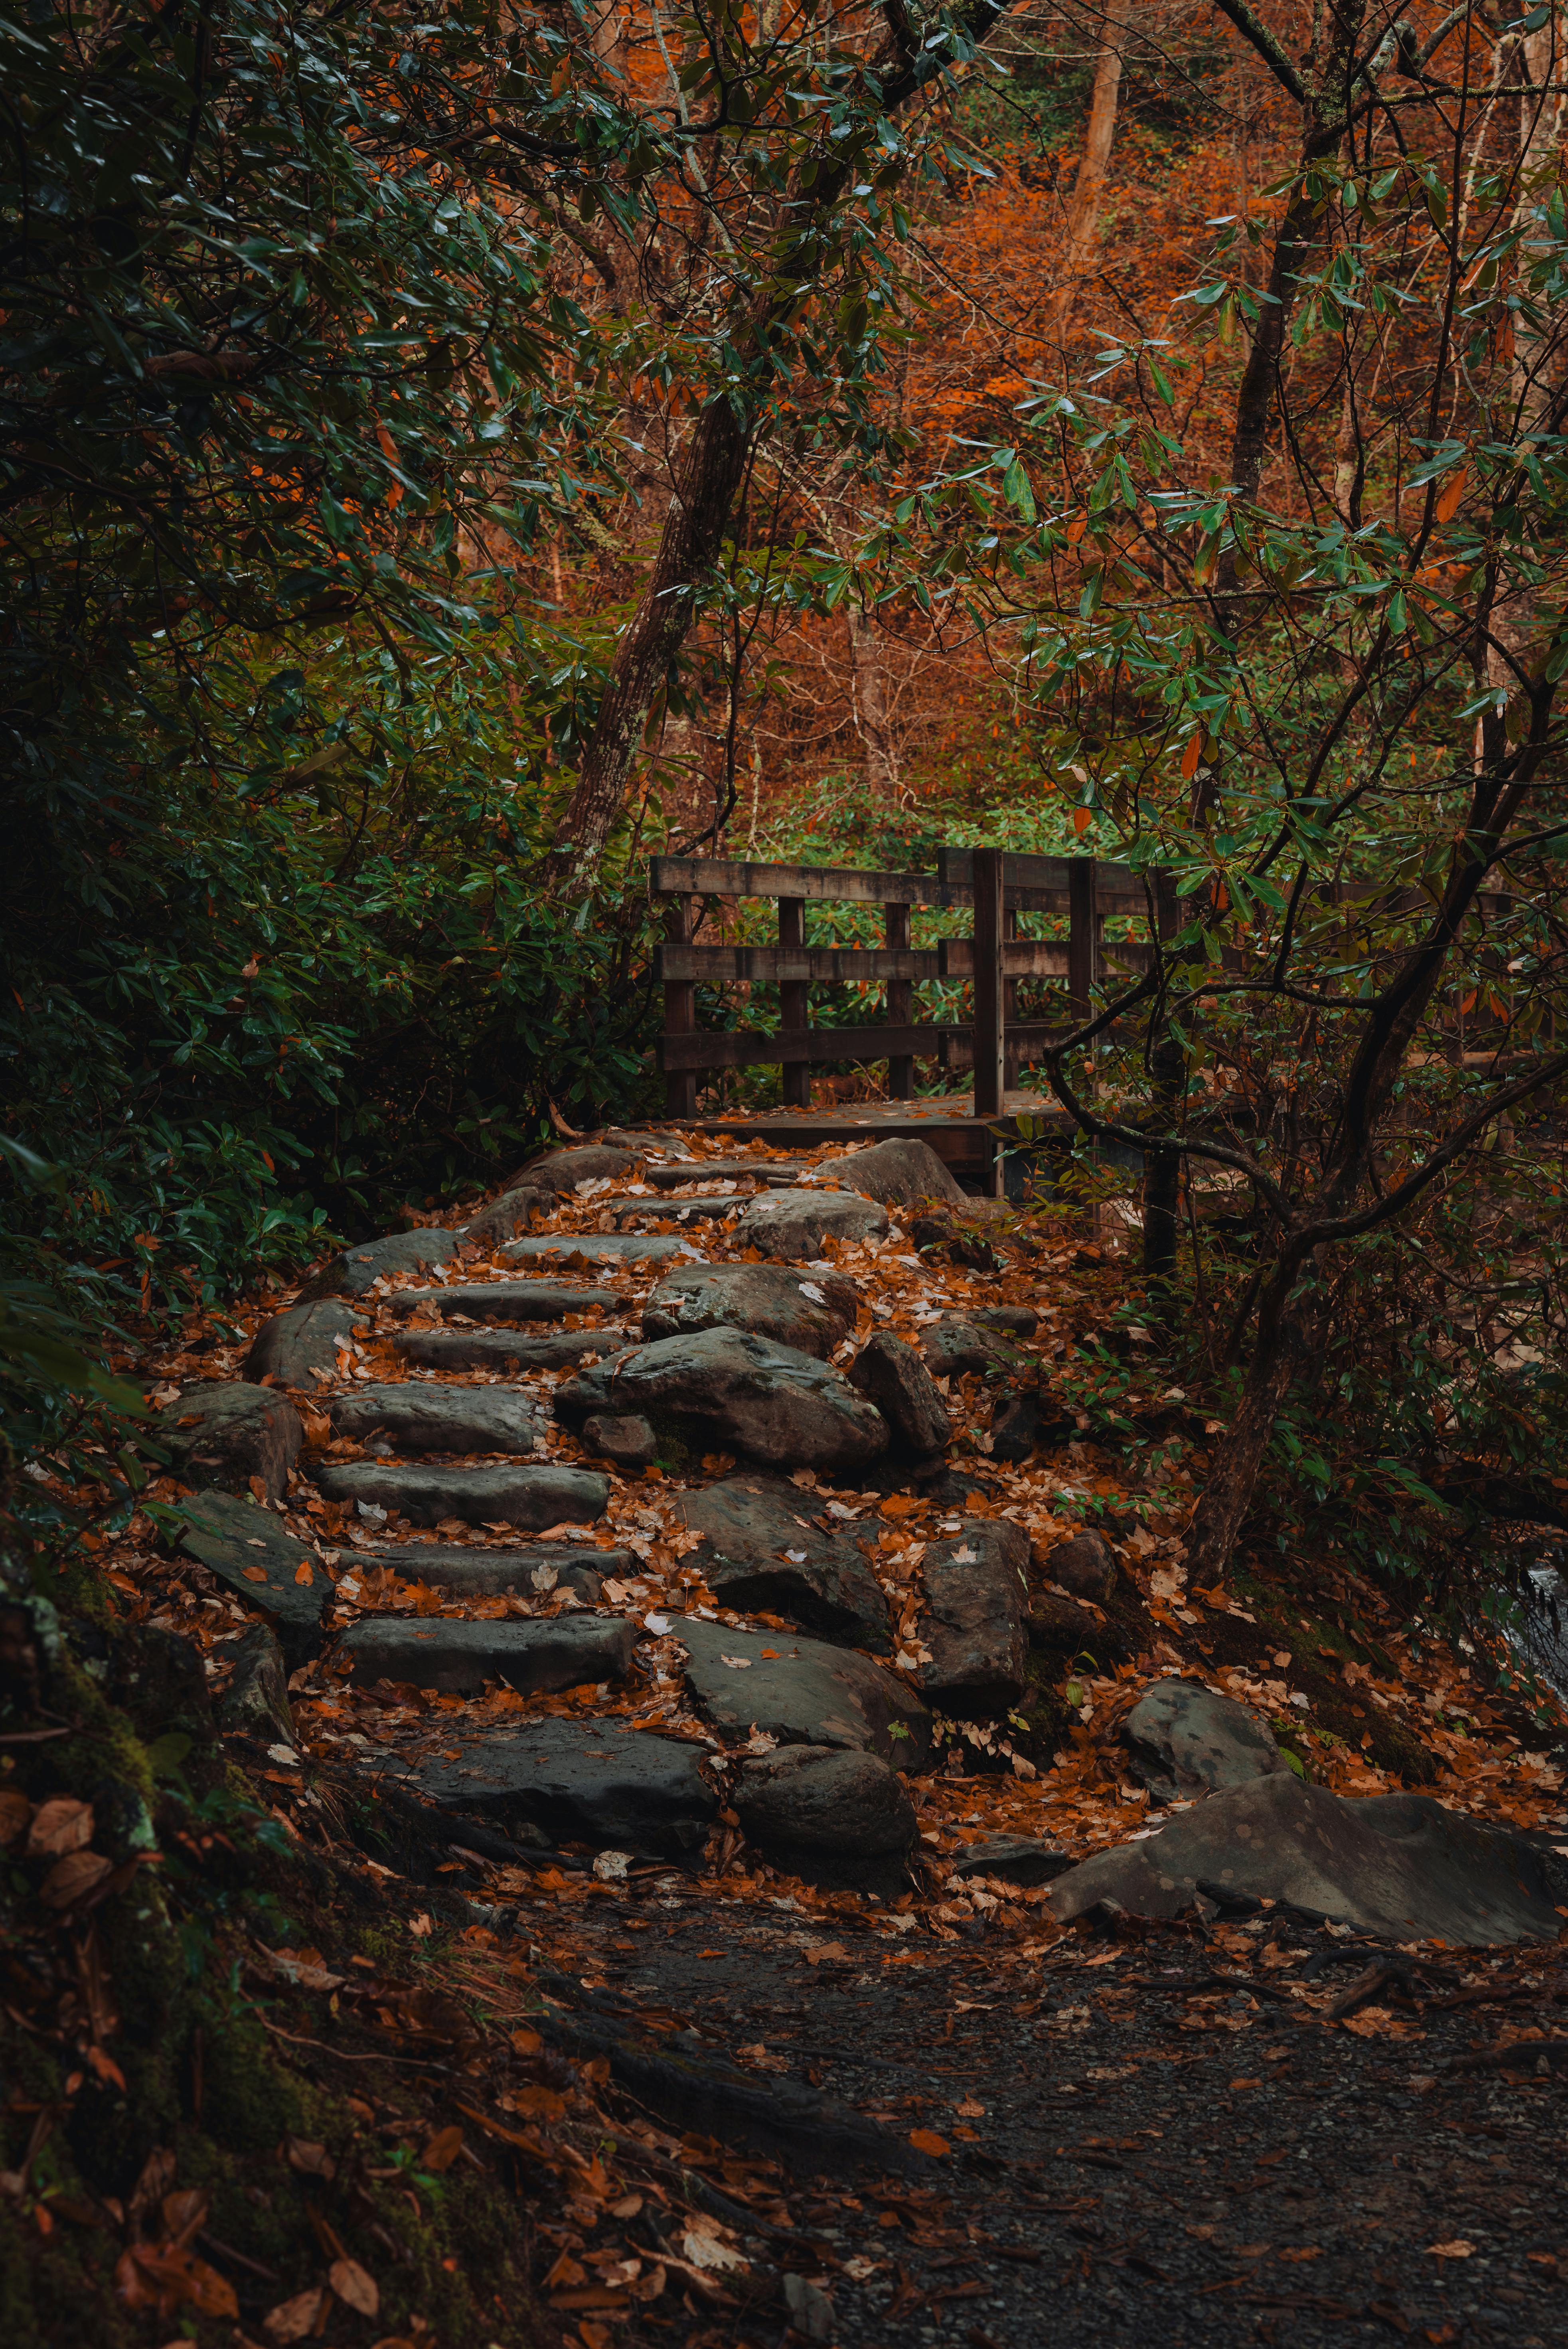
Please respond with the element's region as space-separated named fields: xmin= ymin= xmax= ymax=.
xmin=264 ymin=2287 xmax=325 ymax=2341
xmin=329 ymin=2256 xmax=379 ymax=2315
xmin=26 ymin=1797 xmax=93 ymax=1857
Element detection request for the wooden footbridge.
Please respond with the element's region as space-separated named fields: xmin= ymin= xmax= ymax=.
xmin=648 ymin=846 xmax=1160 ymax=1191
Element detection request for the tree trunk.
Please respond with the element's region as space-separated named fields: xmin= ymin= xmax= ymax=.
xmin=845 ymin=603 xmax=901 ymax=801
xmin=1183 ymin=1258 xmax=1316 ymax=1581
xmin=1055 ymin=4 xmax=1128 ymax=334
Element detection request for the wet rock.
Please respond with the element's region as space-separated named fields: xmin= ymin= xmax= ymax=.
xmin=245 ymin=1299 xmax=366 ymax=1389
xmin=676 ymin=1474 xmax=889 ymax=1648
xmin=614 ymin=1192 xmax=749 ymax=1226
xmin=990 ymin=1389 xmax=1076 ymax=1463
xmin=919 ymin=1315 xmax=1032 ymax=1379
xmin=386 ymin=1281 xmax=620 ymax=1324
xmin=951 ymin=1837 xmax=1073 ymax=1887
xmin=976 ymin=1306 xmax=1039 ymax=1337
xmin=297 ymin=1226 xmax=460 ymax=1302
xmin=1026 ymin=1591 xmax=1107 ymax=1656
xmin=381 ymin=1718 xmax=717 ymax=1857
xmin=216 ymin=1623 xmax=293 ymax=1742
xmin=506 ymin=1144 xmax=638 ymax=1192
xmin=1037 ymin=1528 xmax=1118 ymax=1603
xmin=1047 ymin=1773 xmax=1568 ymax=1945
xmin=917 ymin=1521 xmax=1030 ymax=1719
xmin=809 ymin=1137 xmax=965 ymax=1205
xmin=557 ymin=1328 xmax=888 ymax=1475
xmin=338 ymin=1612 xmax=635 ymax=1697
xmin=461 ymin=1185 xmax=549 ymax=1245
xmin=581 ymin=1412 xmax=658 ymax=1470
xmin=1122 ymin=1677 xmax=1284 ymax=1804
xmin=351 ymin=1543 xmax=624 ymax=1602
xmin=174 ymin=1491 xmax=328 ymax=1665
xmin=848 ymin=1332 xmax=950 ymax=1456
xmin=641 ymin=1263 xmax=857 ymax=1360
xmin=505 ymin=1233 xmax=696 ymax=1268
xmin=394 ymin=1327 xmax=631 ymax=1375
xmin=327 ymin=1382 xmax=541 ymax=1455
xmin=734 ymin=1745 xmax=917 ymax=1892
xmin=676 ymin=1619 xmax=929 ymax=1766
xmin=732 ymin=1187 xmax=889 ymax=1260
xmin=157 ymin=1382 xmax=302 ymax=1501
xmin=312 ymin=1459 xmax=606 ymax=1530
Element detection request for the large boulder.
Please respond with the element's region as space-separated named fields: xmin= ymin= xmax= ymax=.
xmin=1121 ymin=1678 xmax=1284 ymax=1804
xmin=386 ymin=1281 xmax=619 ymax=1324
xmin=174 ymin=1491 xmax=328 ymax=1666
xmin=378 ymin=1719 xmax=717 ymax=1857
xmin=917 ymin=1521 xmax=1029 ymax=1719
xmin=920 ymin=1314 xmax=1033 ymax=1379
xmin=327 ymin=1382 xmax=542 ymax=1455
xmin=461 ymin=1185 xmax=549 ymax=1245
xmin=808 ymin=1138 xmax=965 ymax=1205
xmin=394 ymin=1328 xmax=631 ymax=1375
xmin=676 ymin=1618 xmax=929 ymax=1766
xmin=641 ymin=1263 xmax=857 ymax=1360
xmin=297 ymin=1227 xmax=459 ymax=1302
xmin=312 ymin=1459 xmax=606 ymax=1530
xmin=848 ymin=1333 xmax=951 ymax=1456
xmin=505 ymin=1144 xmax=638 ymax=1193
xmin=1036 ymin=1528 xmax=1117 ymax=1603
xmin=734 ymin=1745 xmax=917 ymax=1892
xmin=351 ymin=1542 xmax=626 ymax=1602
xmin=245 ymin=1299 xmax=365 ymax=1389
xmin=156 ymin=1382 xmax=302 ymax=1501
xmin=555 ymin=1328 xmax=888 ymax=1475
xmin=336 ymin=1612 xmax=635 ymax=1697
xmin=676 ymin=1474 xmax=889 ymax=1648
xmin=732 ymin=1188 xmax=889 ymax=1260
xmin=1047 ymin=1774 xmax=1568 ymax=1945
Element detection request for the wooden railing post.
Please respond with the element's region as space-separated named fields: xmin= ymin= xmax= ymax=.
xmin=663 ymin=893 xmax=699 ymax=1121
xmin=778 ymin=895 xmax=811 ymax=1107
xmin=1067 ymin=854 xmax=1100 ymax=1027
xmin=972 ymin=846 xmax=1005 ymax=1121
xmin=885 ymin=900 xmax=913 ymax=1098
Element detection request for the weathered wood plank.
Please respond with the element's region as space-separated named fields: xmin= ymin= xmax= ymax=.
xmin=648 ymin=853 xmax=1064 ymax=914
xmin=972 ymin=846 xmax=1004 ymax=1122
xmin=656 ymin=944 xmax=939 ymax=983
xmin=938 ymin=844 xmax=1144 ymax=911
xmin=658 ymin=1023 xmax=955 ymax=1074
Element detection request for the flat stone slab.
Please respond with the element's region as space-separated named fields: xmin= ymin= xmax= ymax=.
xmin=156 ymin=1381 xmax=303 ymax=1501
xmin=245 ymin=1299 xmax=366 ymax=1389
xmin=1047 ymin=1773 xmax=1568 ymax=1945
xmin=675 ymin=1618 xmax=929 ymax=1767
xmin=808 ymin=1138 xmax=965 ymax=1205
xmin=952 ymin=1837 xmax=1073 ymax=1887
xmin=558 ymin=1328 xmax=888 ymax=1474
xmin=313 ymin=1460 xmax=607 ymax=1530
xmin=386 ymin=1282 xmax=619 ymax=1323
xmin=505 ymin=1234 xmax=698 ymax=1267
xmin=352 ymin=1543 xmax=632 ymax=1602
xmin=327 ymin=1383 xmax=542 ymax=1455
xmin=299 ymin=1227 xmax=459 ymax=1301
xmin=337 ymin=1612 xmax=635 ymax=1696
xmin=612 ymin=1193 xmax=750 ymax=1226
xmin=732 ymin=1188 xmax=889 ymax=1260
xmin=1122 ymin=1677 xmax=1284 ymax=1804
xmin=677 ymin=1474 xmax=888 ymax=1647
xmin=506 ymin=1145 xmax=638 ymax=1193
xmin=393 ymin=1328 xmax=630 ymax=1374
xmin=918 ymin=1521 xmax=1030 ymax=1719
xmin=643 ymin=1262 xmax=858 ymax=1360
xmin=381 ymin=1719 xmax=717 ymax=1857
xmin=174 ymin=1490 xmax=328 ymax=1666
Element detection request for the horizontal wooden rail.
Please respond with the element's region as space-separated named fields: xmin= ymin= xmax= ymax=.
xmin=657 ymin=944 xmax=938 ymax=984
xmin=652 ymin=853 xmax=1097 ymax=916
xmin=659 ymin=1022 xmax=960 ymax=1073
xmin=937 ymin=938 xmax=1156 ymax=980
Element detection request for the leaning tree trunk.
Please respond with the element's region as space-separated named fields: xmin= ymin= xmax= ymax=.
xmin=1055 ymin=2 xmax=1128 ymax=334
xmin=1182 ymin=1256 xmax=1317 ymax=1581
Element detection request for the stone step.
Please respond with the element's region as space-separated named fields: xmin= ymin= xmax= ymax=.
xmin=350 ymin=1542 xmax=635 ymax=1601
xmin=313 ymin=1459 xmax=606 ymax=1530
xmin=370 ymin=1717 xmax=717 ymax=1857
xmin=675 ymin=1616 xmax=930 ymax=1766
xmin=610 ymin=1193 xmax=749 ymax=1226
xmin=677 ymin=1474 xmax=888 ymax=1648
xmin=337 ymin=1612 xmax=635 ymax=1696
xmin=327 ymin=1382 xmax=542 ymax=1454
xmin=392 ymin=1327 xmax=629 ymax=1374
xmin=504 ymin=1233 xmax=700 ymax=1268
xmin=385 ymin=1282 xmax=619 ymax=1323
xmin=174 ymin=1490 xmax=329 ymax=1666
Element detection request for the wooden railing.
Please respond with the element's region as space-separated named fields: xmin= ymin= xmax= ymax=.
xmin=651 ymin=848 xmax=1158 ymax=1120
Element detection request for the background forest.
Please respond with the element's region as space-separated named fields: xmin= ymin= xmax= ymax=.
xmin=8 ymin=0 xmax=1568 ymax=1607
